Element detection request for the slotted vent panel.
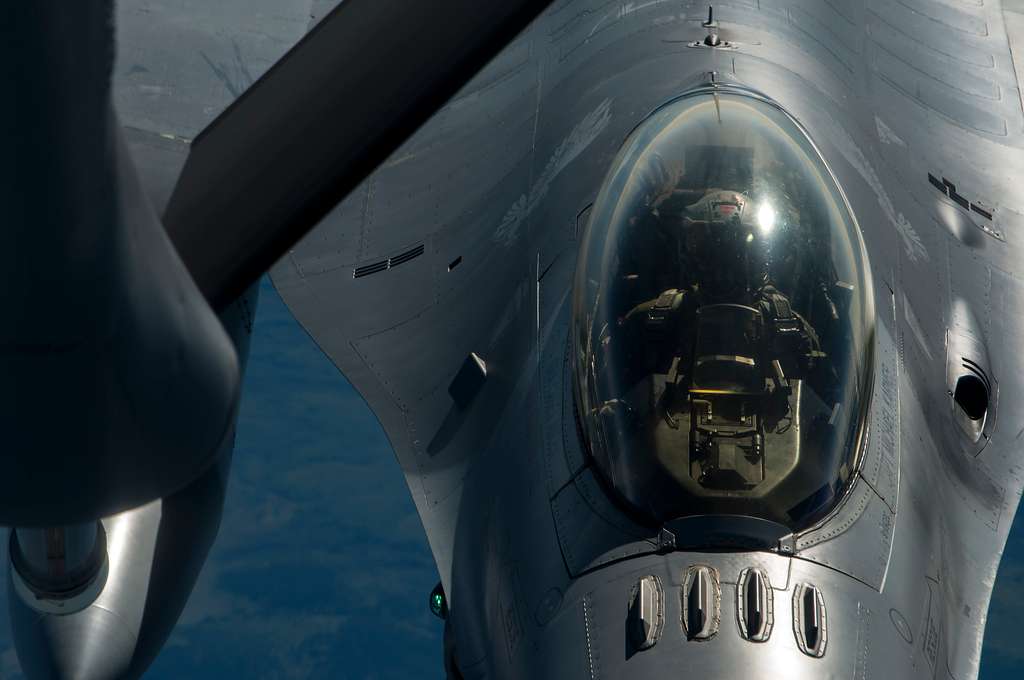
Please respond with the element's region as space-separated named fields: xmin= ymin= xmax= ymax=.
xmin=353 ymin=260 xmax=388 ymax=278
xmin=352 ymin=243 xmax=425 ymax=278
xmin=390 ymin=244 xmax=425 ymax=267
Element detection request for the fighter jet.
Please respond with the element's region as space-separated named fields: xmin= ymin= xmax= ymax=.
xmin=5 ymin=0 xmax=1024 ymax=678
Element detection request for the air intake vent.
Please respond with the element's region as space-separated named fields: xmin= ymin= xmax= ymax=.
xmin=793 ymin=583 xmax=827 ymax=657
xmin=737 ymin=568 xmax=774 ymax=642
xmin=628 ymin=575 xmax=664 ymax=651
xmin=682 ymin=565 xmax=720 ymax=641
xmin=352 ymin=243 xmax=425 ymax=278
xmin=353 ymin=260 xmax=388 ymax=278
xmin=390 ymin=244 xmax=424 ymax=267
xmin=928 ymin=173 xmax=999 ymax=239
xmin=956 ymin=358 xmax=991 ymax=416
xmin=951 ymin=357 xmax=992 ymax=443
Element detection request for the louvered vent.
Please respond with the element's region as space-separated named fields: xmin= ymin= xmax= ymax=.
xmin=390 ymin=244 xmax=424 ymax=267
xmin=352 ymin=243 xmax=425 ymax=278
xmin=353 ymin=260 xmax=388 ymax=278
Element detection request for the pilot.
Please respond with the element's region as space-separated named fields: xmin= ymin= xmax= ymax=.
xmin=620 ymin=188 xmax=765 ymax=334
xmin=616 ymin=287 xmax=695 ymax=384
xmin=679 ymin=189 xmax=768 ymax=302
xmin=615 ymin=187 xmax=825 ymax=396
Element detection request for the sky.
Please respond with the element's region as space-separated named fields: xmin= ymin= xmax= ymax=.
xmin=0 ymin=277 xmax=1019 ymax=678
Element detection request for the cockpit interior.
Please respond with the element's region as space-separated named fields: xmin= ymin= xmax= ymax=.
xmin=573 ymin=88 xmax=875 ymax=534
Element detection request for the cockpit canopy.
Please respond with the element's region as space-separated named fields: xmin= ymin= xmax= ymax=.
xmin=573 ymin=89 xmax=874 ymax=535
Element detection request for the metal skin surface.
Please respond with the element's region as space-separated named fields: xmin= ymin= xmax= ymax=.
xmin=0 ymin=8 xmax=265 ymax=675
xmin=0 ymin=3 xmax=241 ymax=527
xmin=13 ymin=0 xmax=1020 ymax=678
xmin=3 ymin=0 xmax=568 ymax=676
xmin=11 ymin=457 xmax=222 ymax=680
xmin=161 ymin=0 xmax=557 ymax=310
xmin=7 ymin=288 xmax=258 ymax=680
xmin=13 ymin=523 xmax=103 ymax=596
xmin=269 ymin=2 xmax=1024 ymax=680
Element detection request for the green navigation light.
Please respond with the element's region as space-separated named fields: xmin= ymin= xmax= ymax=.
xmin=429 ymin=582 xmax=449 ymax=619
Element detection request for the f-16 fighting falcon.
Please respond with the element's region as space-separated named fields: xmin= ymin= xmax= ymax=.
xmin=5 ymin=0 xmax=1024 ymax=678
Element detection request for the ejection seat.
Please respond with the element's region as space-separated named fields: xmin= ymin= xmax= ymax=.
xmin=687 ymin=304 xmax=766 ymax=490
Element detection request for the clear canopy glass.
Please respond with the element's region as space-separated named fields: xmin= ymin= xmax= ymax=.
xmin=573 ymin=89 xmax=874 ymax=533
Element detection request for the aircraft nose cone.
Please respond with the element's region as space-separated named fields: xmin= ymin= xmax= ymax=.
xmin=10 ymin=600 xmax=139 ymax=680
